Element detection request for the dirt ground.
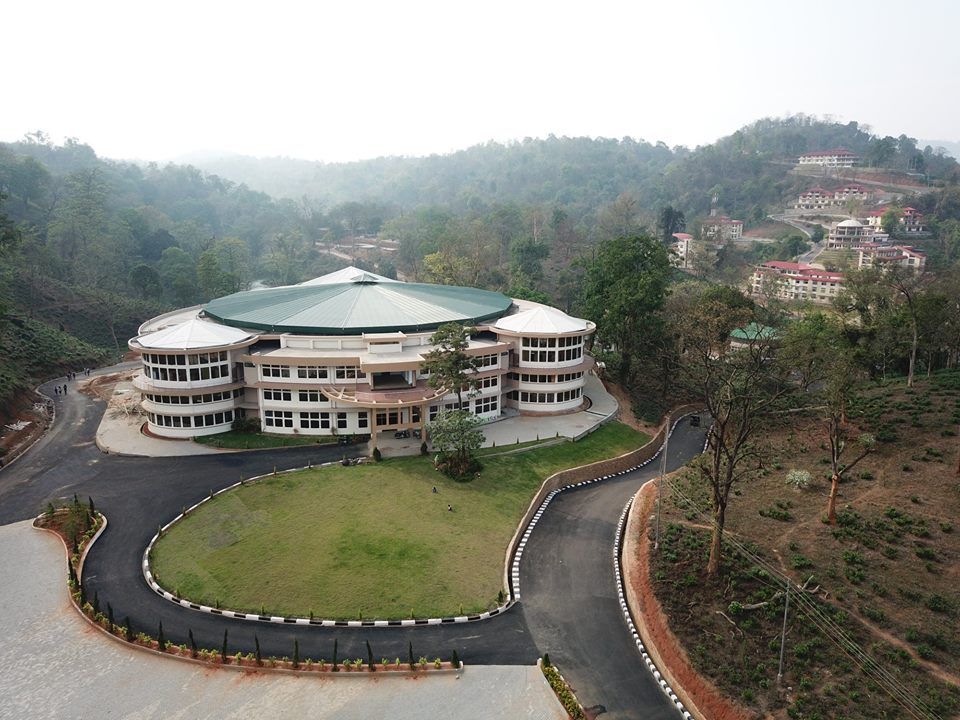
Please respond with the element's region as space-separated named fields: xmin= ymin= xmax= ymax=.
xmin=624 ymin=482 xmax=751 ymax=720
xmin=649 ymin=371 xmax=960 ymax=718
xmin=0 ymin=390 xmax=52 ymax=469
xmin=602 ymin=379 xmax=659 ymax=436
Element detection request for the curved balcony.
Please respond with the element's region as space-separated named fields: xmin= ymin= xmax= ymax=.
xmin=319 ymin=380 xmax=448 ymax=408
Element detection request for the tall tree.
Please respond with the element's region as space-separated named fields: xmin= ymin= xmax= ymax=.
xmin=422 ymin=323 xmax=479 ymax=408
xmin=428 ymin=409 xmax=485 ymax=479
xmin=656 ymin=205 xmax=686 ymax=245
xmin=675 ymin=294 xmax=792 ymax=575
xmin=580 ymin=234 xmax=672 ymax=380
xmin=823 ymin=357 xmax=875 ymax=524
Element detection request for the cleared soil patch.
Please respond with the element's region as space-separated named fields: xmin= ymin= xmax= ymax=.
xmin=151 ymin=422 xmax=647 ymax=619
xmin=648 ymin=371 xmax=960 ymax=719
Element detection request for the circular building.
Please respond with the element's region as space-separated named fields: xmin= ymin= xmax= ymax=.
xmin=129 ymin=268 xmax=595 ymax=441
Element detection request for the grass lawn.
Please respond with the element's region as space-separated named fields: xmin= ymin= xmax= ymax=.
xmin=151 ymin=422 xmax=648 ymax=619
xmin=193 ymin=430 xmax=342 ymax=449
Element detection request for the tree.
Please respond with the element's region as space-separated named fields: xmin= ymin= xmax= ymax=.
xmin=826 ymin=413 xmax=875 ymax=524
xmin=675 ymin=294 xmax=792 ymax=575
xmin=580 ymin=234 xmax=672 ymax=381
xmin=656 ymin=205 xmax=686 ymax=245
xmin=885 ymin=265 xmax=925 ymax=388
xmin=159 ymin=247 xmax=198 ymax=306
xmin=509 ymin=236 xmax=549 ymax=286
xmin=779 ymin=312 xmax=846 ymax=391
xmin=422 ymin=323 xmax=479 ymax=408
xmin=130 ymin=263 xmax=162 ymax=300
xmin=428 ymin=409 xmax=485 ymax=479
xmin=881 ymin=208 xmax=900 ymax=237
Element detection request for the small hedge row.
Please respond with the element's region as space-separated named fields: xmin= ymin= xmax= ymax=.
xmin=541 ymin=656 xmax=586 ymax=720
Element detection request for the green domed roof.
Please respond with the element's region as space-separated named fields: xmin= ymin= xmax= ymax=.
xmin=203 ymin=281 xmax=513 ymax=335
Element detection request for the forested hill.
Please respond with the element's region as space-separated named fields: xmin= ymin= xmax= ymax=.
xmin=1 ymin=116 xmax=959 ymax=419
xmin=192 ymin=116 xmax=960 ymax=220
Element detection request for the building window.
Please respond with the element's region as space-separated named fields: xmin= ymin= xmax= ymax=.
xmin=298 ymin=389 xmax=326 ymax=403
xmin=474 ymin=396 xmax=498 ymax=414
xmin=336 ymin=412 xmax=348 ymax=429
xmin=299 ymin=412 xmax=322 ymax=429
xmin=263 ymin=389 xmax=292 ymax=401
xmin=335 ymin=366 xmax=361 ymax=380
xmin=262 ymin=365 xmax=291 ymax=379
xmin=263 ymin=410 xmax=293 ymax=428
xmin=297 ymin=366 xmax=328 ymax=379
xmin=358 ymin=412 xmax=368 ymax=429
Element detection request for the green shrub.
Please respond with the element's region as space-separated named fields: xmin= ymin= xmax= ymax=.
xmin=541 ymin=663 xmax=585 ymax=720
xmin=926 ymin=594 xmax=951 ymax=613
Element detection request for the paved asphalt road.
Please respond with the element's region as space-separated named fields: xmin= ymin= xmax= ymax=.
xmin=0 ymin=367 xmax=706 ymax=719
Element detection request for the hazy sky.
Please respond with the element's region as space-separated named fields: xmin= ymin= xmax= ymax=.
xmin=5 ymin=0 xmax=959 ymax=163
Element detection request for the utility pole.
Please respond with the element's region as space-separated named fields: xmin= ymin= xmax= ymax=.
xmin=654 ymin=419 xmax=670 ymax=550
xmin=777 ymin=576 xmax=791 ymax=686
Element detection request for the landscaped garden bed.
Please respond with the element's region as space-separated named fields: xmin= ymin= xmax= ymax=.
xmin=151 ymin=422 xmax=648 ymax=620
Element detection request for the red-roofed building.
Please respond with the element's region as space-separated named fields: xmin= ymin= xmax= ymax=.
xmin=857 ymin=244 xmax=926 ymax=272
xmin=796 ymin=186 xmax=834 ymax=210
xmin=834 ymin=185 xmax=868 ymax=203
xmin=900 ymin=207 xmax=927 ymax=234
xmin=751 ymin=261 xmax=845 ymax=304
xmin=862 ymin=207 xmax=928 ymax=235
xmin=798 ymin=148 xmax=859 ymax=168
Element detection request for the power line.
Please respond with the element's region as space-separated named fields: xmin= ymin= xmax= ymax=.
xmin=661 ymin=476 xmax=943 ymax=720
xmin=665 ymin=477 xmax=940 ymax=718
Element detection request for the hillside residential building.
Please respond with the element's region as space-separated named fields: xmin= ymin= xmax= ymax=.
xmin=702 ymin=216 xmax=743 ymax=241
xmin=857 ymin=244 xmax=926 ymax=272
xmin=671 ymin=232 xmax=693 ymax=268
xmin=797 ymin=148 xmax=859 ymax=168
xmin=833 ymin=184 xmax=868 ymax=203
xmin=900 ymin=207 xmax=928 ymax=234
xmin=864 ymin=207 xmax=929 ymax=235
xmin=128 ymin=268 xmax=596 ymax=444
xmin=827 ymin=218 xmax=876 ymax=248
xmin=795 ymin=184 xmax=869 ymax=210
xmin=751 ymin=261 xmax=845 ymax=304
xmin=795 ymin=186 xmax=835 ymax=210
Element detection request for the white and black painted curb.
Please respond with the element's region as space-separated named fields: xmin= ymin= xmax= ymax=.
xmin=142 ymin=461 xmax=515 ymax=627
xmin=144 ymin=411 xmax=704 ymax=644
xmin=614 ymin=497 xmax=693 ymax=720
xmin=511 ymin=411 xmax=702 ymax=600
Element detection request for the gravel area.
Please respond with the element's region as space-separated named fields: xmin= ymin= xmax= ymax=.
xmin=0 ymin=519 xmax=565 ymax=720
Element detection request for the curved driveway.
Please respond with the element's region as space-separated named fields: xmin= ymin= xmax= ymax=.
xmin=0 ymin=368 xmax=705 ymax=719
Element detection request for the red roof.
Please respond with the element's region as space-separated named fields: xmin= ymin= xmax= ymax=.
xmin=704 ymin=216 xmax=742 ymax=226
xmin=802 ymin=186 xmax=831 ymax=195
xmin=672 ymin=232 xmax=693 ymax=240
xmin=759 ymin=261 xmax=844 ymax=281
xmin=762 ymin=261 xmax=807 ymax=271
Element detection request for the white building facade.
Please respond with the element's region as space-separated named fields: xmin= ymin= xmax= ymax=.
xmin=129 ymin=268 xmax=596 ymax=444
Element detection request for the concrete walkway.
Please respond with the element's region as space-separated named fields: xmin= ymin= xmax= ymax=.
xmin=96 ymin=369 xmax=620 ymax=459
xmin=0 ymin=519 xmax=564 ymax=720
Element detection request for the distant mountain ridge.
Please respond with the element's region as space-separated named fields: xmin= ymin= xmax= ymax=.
xmin=186 ymin=117 xmax=959 ymax=222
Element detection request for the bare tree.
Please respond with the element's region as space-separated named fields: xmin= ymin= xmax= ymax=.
xmin=676 ymin=295 xmax=792 ymax=575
